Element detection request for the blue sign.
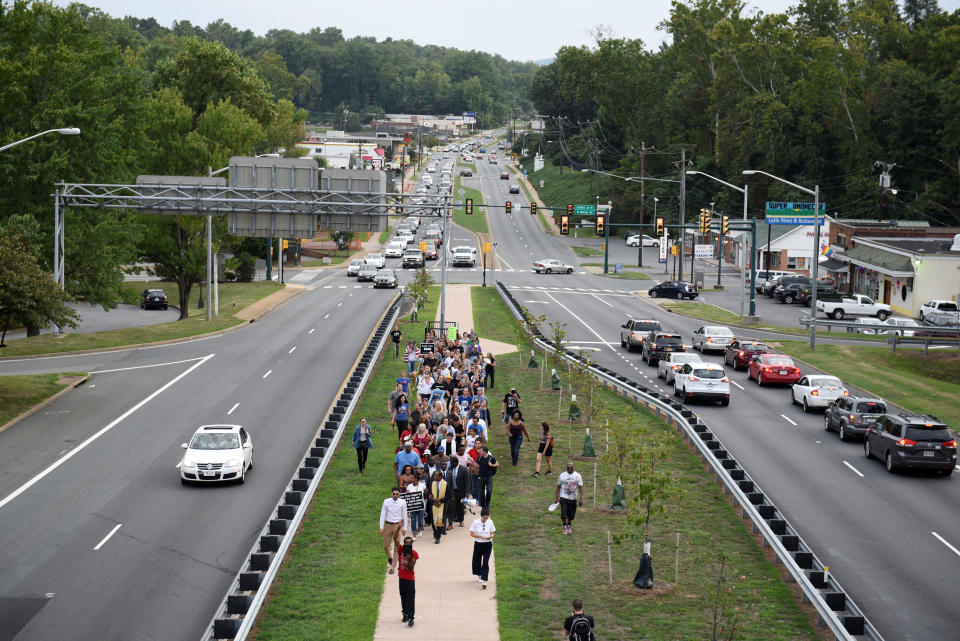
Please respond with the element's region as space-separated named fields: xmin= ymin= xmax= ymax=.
xmin=615 ymin=263 xmax=623 ymax=274
xmin=765 ymin=201 xmax=826 ymax=225
xmin=765 ymin=215 xmax=826 ymax=225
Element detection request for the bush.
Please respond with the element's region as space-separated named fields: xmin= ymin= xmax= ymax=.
xmin=235 ymin=252 xmax=256 ymax=282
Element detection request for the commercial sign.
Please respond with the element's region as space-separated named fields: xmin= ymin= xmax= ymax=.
xmin=764 ymin=201 xmax=826 ymax=225
xmin=695 ymin=244 xmax=714 ymax=258
xmin=659 ymin=233 xmax=668 ymax=264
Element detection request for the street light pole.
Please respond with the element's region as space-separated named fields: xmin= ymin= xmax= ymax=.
xmin=0 ymin=127 xmax=80 ymax=153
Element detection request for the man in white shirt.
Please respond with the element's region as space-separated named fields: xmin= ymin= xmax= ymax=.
xmin=469 ymin=508 xmax=496 ymax=588
xmin=554 ymin=461 xmax=584 ymax=535
xmin=379 ymin=486 xmax=409 ymax=573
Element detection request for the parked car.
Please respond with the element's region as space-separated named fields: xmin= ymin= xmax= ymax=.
xmin=824 ymin=396 xmax=887 ymax=441
xmin=846 ymin=317 xmax=884 ymax=334
xmin=799 ymin=283 xmax=839 ymax=306
xmin=626 ymin=234 xmax=658 ymax=247
xmin=179 ymin=424 xmax=252 ymax=484
xmin=817 ymin=294 xmax=891 ymax=320
xmin=790 ymin=375 xmax=849 ymax=412
xmin=373 ymin=268 xmax=399 ymax=288
xmin=346 ymin=259 xmax=364 ymax=277
xmin=864 ymin=413 xmax=956 ymax=475
xmin=754 ymin=271 xmax=793 ymax=293
xmin=649 ymin=280 xmax=698 ymax=299
xmin=691 ymin=325 xmax=734 ymax=352
xmin=658 ymin=352 xmax=706 ymax=384
xmin=620 ymin=318 xmax=663 ymax=352
xmin=673 ymin=362 xmax=731 ymax=406
xmin=140 ymin=288 xmax=169 ymax=310
xmin=723 ymin=340 xmax=770 ymax=370
xmin=760 ymin=275 xmax=787 ymax=296
xmin=402 ymin=249 xmax=425 ymax=268
xmin=532 ymin=259 xmax=574 ymax=274
xmin=772 ymin=276 xmax=811 ymax=302
xmin=747 ymin=354 xmax=802 ymax=386
xmin=364 ymin=253 xmax=385 ymax=269
xmin=774 ymin=281 xmax=810 ymax=304
xmin=919 ymin=300 xmax=960 ymax=326
xmin=508 ymin=184 xmax=520 ymax=194
xmin=880 ymin=317 xmax=921 ymax=336
xmin=642 ymin=331 xmax=685 ymax=365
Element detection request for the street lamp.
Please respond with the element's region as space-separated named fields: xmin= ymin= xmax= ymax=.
xmin=743 ymin=170 xmax=821 ymax=350
xmin=0 ymin=127 xmax=80 ymax=153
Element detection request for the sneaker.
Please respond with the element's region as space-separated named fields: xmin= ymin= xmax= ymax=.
xmin=481 ymin=580 xmax=487 ymax=589
xmin=545 ymin=470 xmax=552 ymax=475
xmin=402 ymin=615 xmax=409 ymax=623
xmin=532 ymin=472 xmax=540 ymax=478
xmin=408 ymin=619 xmax=415 ymax=627
xmin=476 ymin=575 xmax=483 ymax=583
xmin=388 ymin=567 xmax=395 ymax=574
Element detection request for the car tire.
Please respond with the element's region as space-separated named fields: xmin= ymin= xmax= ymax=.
xmin=757 ymin=372 xmax=763 ymax=386
xmin=791 ymin=391 xmax=798 ymax=406
xmin=566 ymin=268 xmax=573 ymax=274
xmin=802 ymin=398 xmax=811 ymax=413
xmin=884 ymin=450 xmax=898 ymax=473
xmin=621 ymin=336 xmax=626 ymax=348
xmin=237 ymin=466 xmax=246 ymax=484
xmin=864 ymin=439 xmax=872 ymax=459
xmin=676 ymin=292 xmax=684 ymax=300
xmin=784 ymin=295 xmax=794 ymax=304
xmin=832 ymin=309 xmax=845 ymax=320
xmin=682 ymin=389 xmax=690 ymax=404
xmin=163 ymin=305 xmax=168 ymax=310
xmin=650 ymin=291 xmax=659 ymax=298
xmin=545 ymin=268 xmax=552 ymax=274
xmin=839 ymin=423 xmax=848 ymax=442
xmin=824 ymin=415 xmax=832 ymax=432
xmin=657 ymin=369 xmax=663 ymax=379
xmin=876 ymin=310 xmax=889 ymax=321
xmin=720 ymin=398 xmax=729 ymax=407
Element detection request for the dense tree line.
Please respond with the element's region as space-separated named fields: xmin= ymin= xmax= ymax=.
xmin=528 ymin=0 xmax=960 ymax=227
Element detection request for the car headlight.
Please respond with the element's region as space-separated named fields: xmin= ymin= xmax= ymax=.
xmin=224 ymin=459 xmax=241 ymax=468
xmin=181 ymin=457 xmax=196 ymax=468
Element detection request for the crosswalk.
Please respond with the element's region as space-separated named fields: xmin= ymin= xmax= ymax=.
xmin=508 ymin=285 xmax=633 ymax=295
xmin=425 ymin=267 xmax=588 ymax=274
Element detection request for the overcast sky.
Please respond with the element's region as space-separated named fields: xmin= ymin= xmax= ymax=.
xmin=57 ymin=0 xmax=960 ymax=62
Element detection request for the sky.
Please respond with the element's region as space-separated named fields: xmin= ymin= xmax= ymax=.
xmin=57 ymin=0 xmax=960 ymax=62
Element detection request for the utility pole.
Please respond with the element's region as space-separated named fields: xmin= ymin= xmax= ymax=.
xmin=678 ymin=146 xmax=687 ymax=281
xmin=638 ymin=142 xmax=646 ymax=268
xmin=875 ymin=161 xmax=896 ymax=221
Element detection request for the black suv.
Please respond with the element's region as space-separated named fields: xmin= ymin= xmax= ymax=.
xmin=620 ymin=318 xmax=663 ymax=352
xmin=824 ymin=396 xmax=887 ymax=441
xmin=771 ymin=276 xmax=809 ymax=300
xmin=140 ymin=289 xmax=168 ymax=310
xmin=799 ymin=283 xmax=838 ymax=306
xmin=864 ymin=413 xmax=957 ymax=475
xmin=642 ymin=332 xmax=685 ymax=366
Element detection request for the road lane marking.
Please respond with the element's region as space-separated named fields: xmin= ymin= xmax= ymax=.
xmin=590 ymin=294 xmax=614 ymax=308
xmin=93 ymin=523 xmax=123 ymax=550
xmin=262 ymin=370 xmax=272 ymax=379
xmin=730 ymin=380 xmax=744 ymax=390
xmin=0 ymin=354 xmax=214 ymax=512
xmin=309 ymin=328 xmax=315 ymax=334
xmin=227 ymin=402 xmax=239 ymax=415
xmin=323 ymin=314 xmax=330 ymax=319
xmin=781 ymin=414 xmax=798 ymax=426
xmin=542 ymin=291 xmax=618 ymax=353
xmin=337 ymin=302 xmax=343 ymax=307
xmin=843 ymin=461 xmax=864 ymax=477
xmin=932 ymin=532 xmax=960 ymax=558
xmin=289 ymin=346 xmax=297 ymax=354
xmin=92 ymin=356 xmax=209 ymax=374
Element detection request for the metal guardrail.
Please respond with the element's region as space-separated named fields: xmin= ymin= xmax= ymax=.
xmin=799 ymin=316 xmax=960 ymax=352
xmin=496 ymin=281 xmax=883 ymax=641
xmin=199 ymin=292 xmax=404 ymax=641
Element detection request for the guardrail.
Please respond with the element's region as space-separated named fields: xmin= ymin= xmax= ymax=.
xmin=497 ymin=281 xmax=883 ymax=641
xmin=199 ymin=292 xmax=405 ymax=641
xmin=799 ymin=316 xmax=960 ymax=352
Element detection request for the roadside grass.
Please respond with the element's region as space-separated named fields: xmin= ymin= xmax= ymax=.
xmin=472 ymin=286 xmax=521 ymax=346
xmin=773 ymin=342 xmax=960 ymax=426
xmin=571 ymin=245 xmax=603 ymax=257
xmin=0 ymin=374 xmax=78 ymax=426
xmin=251 ymin=288 xmax=439 ymax=641
xmin=0 ymin=281 xmax=283 ymax=358
xmin=518 ymin=157 xmax=593 ymax=212
xmin=453 ymin=175 xmax=489 ymax=234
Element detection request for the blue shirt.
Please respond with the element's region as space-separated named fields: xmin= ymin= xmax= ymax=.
xmin=395 ymin=449 xmax=421 ymax=473
xmin=395 ymin=402 xmax=410 ymax=422
xmin=396 ymin=376 xmax=410 ymax=395
xmin=458 ymin=395 xmax=473 ymax=414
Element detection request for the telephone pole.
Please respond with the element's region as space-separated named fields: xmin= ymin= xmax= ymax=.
xmin=638 ymin=143 xmax=646 ymax=268
xmin=678 ymin=146 xmax=687 ymax=281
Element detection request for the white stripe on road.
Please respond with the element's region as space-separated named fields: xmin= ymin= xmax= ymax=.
xmin=932 ymin=532 xmax=960 ymax=558
xmin=309 ymin=328 xmax=315 ymax=334
xmin=289 ymin=346 xmax=297 ymax=354
xmin=590 ymin=293 xmax=614 ymax=308
xmin=781 ymin=414 xmax=798 ymax=426
xmin=337 ymin=302 xmax=343 ymax=307
xmin=730 ymin=380 xmax=744 ymax=390
xmin=323 ymin=314 xmax=330 ymax=319
xmin=92 ymin=356 xmax=209 ymax=374
xmin=227 ymin=402 xmax=239 ymax=415
xmin=843 ymin=461 xmax=864 ymax=477
xmin=543 ymin=292 xmax=618 ymax=353
xmin=262 ymin=370 xmax=272 ymax=379
xmin=0 ymin=354 xmax=215 ymax=512
xmin=93 ymin=523 xmax=123 ymax=551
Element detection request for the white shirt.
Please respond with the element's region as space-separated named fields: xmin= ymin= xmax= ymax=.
xmin=557 ymin=471 xmax=583 ymax=501
xmin=469 ymin=517 xmax=496 ymax=542
xmin=469 ymin=420 xmax=487 ymax=440
xmin=379 ymin=497 xmax=408 ymax=528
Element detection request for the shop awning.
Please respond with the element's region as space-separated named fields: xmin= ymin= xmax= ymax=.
xmin=820 ymin=258 xmax=848 ymax=272
xmin=836 ymin=245 xmax=914 ymax=277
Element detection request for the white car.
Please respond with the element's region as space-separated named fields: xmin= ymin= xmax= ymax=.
xmin=451 ymin=247 xmax=476 ymax=267
xmin=346 ymin=259 xmax=364 ymax=277
xmin=364 ymin=253 xmax=385 ymax=269
xmin=396 ymin=227 xmax=414 ymax=239
xmin=673 ymin=362 xmax=730 ymax=406
xmin=880 ymin=317 xmax=920 ymax=336
xmin=626 ymin=234 xmax=658 ymax=247
xmin=392 ymin=235 xmax=414 ymax=246
xmin=791 ymin=375 xmax=849 ymax=412
xmin=384 ymin=242 xmax=405 ymax=258
xmin=691 ymin=325 xmax=735 ymax=352
xmin=845 ymin=317 xmax=883 ymax=334
xmin=422 ymin=175 xmax=433 ymax=186
xmin=532 ymin=259 xmax=574 ymax=274
xmin=180 ymin=424 xmax=252 ymax=484
xmin=657 ymin=352 xmax=707 ymax=384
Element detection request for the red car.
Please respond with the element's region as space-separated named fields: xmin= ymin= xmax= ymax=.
xmin=500 ymin=172 xmax=509 ymax=180
xmin=423 ymin=245 xmax=438 ymax=260
xmin=723 ymin=340 xmax=770 ymax=370
xmin=747 ymin=353 xmax=802 ymax=386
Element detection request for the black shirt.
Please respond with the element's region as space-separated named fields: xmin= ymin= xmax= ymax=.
xmin=390 ymin=329 xmax=402 ymax=344
xmin=477 ymin=454 xmax=497 ymax=477
xmin=564 ymin=613 xmax=595 ymax=636
xmin=504 ymin=393 xmax=520 ymax=412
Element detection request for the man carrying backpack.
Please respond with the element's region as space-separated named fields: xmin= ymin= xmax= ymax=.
xmin=563 ymin=598 xmax=596 ymax=641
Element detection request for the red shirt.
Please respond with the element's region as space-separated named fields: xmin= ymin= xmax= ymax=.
xmin=397 ymin=547 xmax=419 ymax=581
xmin=468 ymin=447 xmax=480 ymax=462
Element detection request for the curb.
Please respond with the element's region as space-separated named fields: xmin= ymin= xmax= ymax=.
xmin=0 ymin=374 xmax=89 ymax=436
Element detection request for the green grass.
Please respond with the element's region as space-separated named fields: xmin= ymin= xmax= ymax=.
xmin=300 ymin=253 xmax=351 ymax=267
xmin=378 ymin=222 xmax=394 ymax=244
xmin=251 ymin=289 xmax=439 ymax=641
xmin=453 ymin=175 xmax=489 ymax=234
xmin=0 ymin=374 xmax=77 ymax=426
xmin=519 ymin=158 xmax=594 ymax=215
xmin=773 ymin=342 xmax=960 ymax=426
xmin=572 ymin=245 xmax=603 ymax=257
xmin=0 ymin=281 xmax=283 ymax=358
xmin=472 ymin=287 xmax=521 ymax=346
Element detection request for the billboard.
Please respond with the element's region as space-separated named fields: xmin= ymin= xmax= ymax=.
xmin=764 ymin=201 xmax=826 ymax=225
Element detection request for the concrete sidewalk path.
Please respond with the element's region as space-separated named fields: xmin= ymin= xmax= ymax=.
xmin=436 ymin=284 xmax=516 ymax=357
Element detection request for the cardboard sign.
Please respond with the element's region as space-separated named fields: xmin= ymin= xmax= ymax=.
xmin=402 ymin=490 xmax=425 ymax=512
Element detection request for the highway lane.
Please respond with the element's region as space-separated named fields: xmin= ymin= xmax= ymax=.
xmin=502 ymin=282 xmax=960 ymax=641
xmin=0 ymin=283 xmax=393 ymax=641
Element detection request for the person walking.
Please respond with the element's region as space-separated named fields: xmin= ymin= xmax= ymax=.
xmin=444 ymin=456 xmax=469 ymax=528
xmin=563 ymin=598 xmax=596 ymax=641
xmin=394 ymin=441 xmax=421 ymax=485
xmin=555 ymin=462 xmax=584 ymax=535
xmin=379 ymin=487 xmax=408 ymax=574
xmin=397 ymin=535 xmax=418 ymax=627
xmin=469 ymin=508 xmax=495 ymax=589
xmin=429 ymin=470 xmax=449 ymax=544
xmin=475 ymin=446 xmax=499 ymax=508
xmin=405 ymin=341 xmax=420 ymax=374
xmin=532 ymin=421 xmax=555 ymax=477
xmin=392 ymin=394 xmax=410 ymax=441
xmin=406 ymin=466 xmax=427 ymax=538
xmin=352 ymin=417 xmax=374 ymax=474
xmin=506 ymin=411 xmax=531 ymax=466
xmin=390 ymin=325 xmax=403 ymax=359
xmin=483 ymin=352 xmax=496 ymax=389
xmin=501 ymin=388 xmax=521 ymax=423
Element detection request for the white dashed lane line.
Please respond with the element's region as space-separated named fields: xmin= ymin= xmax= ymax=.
xmin=843 ymin=461 xmax=864 ymax=477
xmin=932 ymin=532 xmax=960 ymax=558
xmin=781 ymin=414 xmax=797 ymax=426
xmin=730 ymin=380 xmax=745 ymax=390
xmin=262 ymin=370 xmax=272 ymax=379
xmin=289 ymin=346 xmax=297 ymax=354
xmin=227 ymin=402 xmax=239 ymax=415
xmin=93 ymin=523 xmax=123 ymax=551
xmin=309 ymin=328 xmax=315 ymax=334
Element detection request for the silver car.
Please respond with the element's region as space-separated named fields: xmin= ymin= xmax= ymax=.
xmin=658 ymin=353 xmax=707 ymax=384
xmin=346 ymin=259 xmax=364 ymax=277
xmin=692 ymin=325 xmax=735 ymax=352
xmin=791 ymin=375 xmax=849 ymax=412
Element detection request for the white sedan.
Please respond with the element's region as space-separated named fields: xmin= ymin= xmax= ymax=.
xmin=364 ymin=253 xmax=385 ymax=269
xmin=691 ymin=325 xmax=735 ymax=352
xmin=657 ymin=353 xmax=706 ymax=384
xmin=790 ymin=375 xmax=849 ymax=412
xmin=532 ymin=259 xmax=575 ymax=274
xmin=180 ymin=424 xmax=252 ymax=484
xmin=392 ymin=235 xmax=414 ymax=246
xmin=626 ymin=234 xmax=658 ymax=247
xmin=880 ymin=317 xmax=921 ymax=336
xmin=384 ymin=242 xmax=405 ymax=258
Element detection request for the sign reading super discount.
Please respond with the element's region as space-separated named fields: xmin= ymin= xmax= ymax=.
xmin=764 ymin=201 xmax=826 ymax=225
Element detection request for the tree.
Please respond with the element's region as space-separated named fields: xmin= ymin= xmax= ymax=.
xmin=0 ymin=234 xmax=79 ymax=344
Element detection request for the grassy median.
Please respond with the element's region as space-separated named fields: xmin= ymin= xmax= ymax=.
xmin=0 ymin=373 xmax=83 ymax=427
xmin=453 ymin=175 xmax=489 ymax=234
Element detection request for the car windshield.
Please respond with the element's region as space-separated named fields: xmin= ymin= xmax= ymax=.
xmin=673 ymin=354 xmax=701 ymax=363
xmin=190 ymin=433 xmax=240 ymax=450
xmin=706 ymin=327 xmax=734 ymax=335
xmin=350 ymin=260 xmax=362 ymax=266
xmin=764 ymin=356 xmax=794 ymax=366
xmin=694 ymin=369 xmax=725 ymax=379
xmin=742 ymin=343 xmax=768 ymax=352
xmin=856 ymin=402 xmax=886 ymax=413
xmin=635 ymin=321 xmax=661 ymax=331
xmin=811 ymin=377 xmax=842 ymax=387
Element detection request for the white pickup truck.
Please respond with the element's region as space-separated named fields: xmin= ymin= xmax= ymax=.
xmin=919 ymin=300 xmax=960 ymax=326
xmin=816 ymin=294 xmax=891 ymax=320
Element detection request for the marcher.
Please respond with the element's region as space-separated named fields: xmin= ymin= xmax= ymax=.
xmin=405 ymin=341 xmax=420 ymax=373
xmin=533 ymin=421 xmax=555 ymax=477
xmin=352 ymin=417 xmax=373 ymax=474
xmin=484 ymin=352 xmax=496 ymax=389
xmin=394 ymin=441 xmax=421 ymax=484
xmin=469 ymin=508 xmax=495 ymax=589
xmin=506 ymin=411 xmax=531 ymax=466
xmin=406 ymin=467 xmax=427 ymax=538
xmin=396 ymin=370 xmax=410 ymax=396
xmin=392 ymin=394 xmax=410 ymax=440
xmin=379 ymin=487 xmax=408 ymax=574
xmin=501 ymin=388 xmax=521 ymax=423
xmin=429 ymin=470 xmax=448 ymax=544
xmin=563 ymin=598 xmax=596 ymax=641
xmin=555 ymin=462 xmax=584 ymax=535
xmin=476 ymin=446 xmax=499 ymax=508
xmin=445 ymin=455 xmax=469 ymax=528
xmin=390 ymin=325 xmax=403 ymax=359
xmin=397 ymin=535 xmax=418 ymax=627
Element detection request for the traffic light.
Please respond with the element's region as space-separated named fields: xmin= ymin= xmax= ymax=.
xmin=465 ymin=198 xmax=473 ymax=215
xmin=560 ymin=215 xmax=570 ymax=235
xmin=699 ymin=208 xmax=710 ymax=233
xmin=722 ymin=215 xmax=730 ymax=235
xmin=505 ymin=201 xmax=512 ymax=214
xmin=567 ymin=203 xmax=573 ymax=217
xmin=595 ymin=214 xmax=606 ymax=236
xmin=655 ymin=217 xmax=664 ymax=236
xmin=530 ymin=202 xmax=536 ymax=215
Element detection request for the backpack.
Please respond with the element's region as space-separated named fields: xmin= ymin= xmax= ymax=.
xmin=568 ymin=614 xmax=595 ymax=641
